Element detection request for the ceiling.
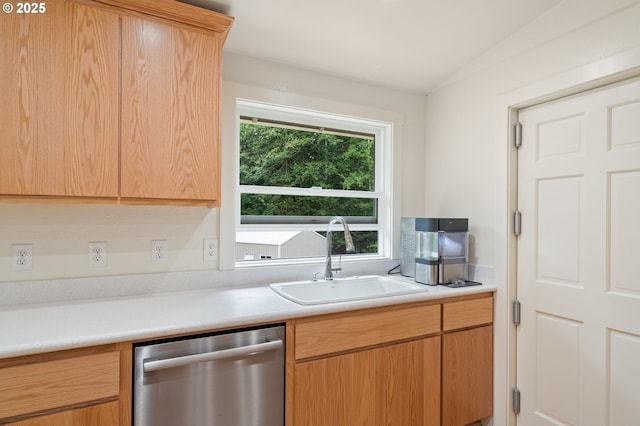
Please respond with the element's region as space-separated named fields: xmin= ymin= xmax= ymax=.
xmin=181 ymin=0 xmax=562 ymax=94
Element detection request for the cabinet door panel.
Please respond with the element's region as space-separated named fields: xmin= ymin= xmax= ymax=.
xmin=8 ymin=401 xmax=119 ymax=426
xmin=294 ymin=337 xmax=440 ymax=426
xmin=121 ymin=17 xmax=221 ymax=202
xmin=0 ymin=0 xmax=119 ymax=197
xmin=442 ymin=325 xmax=493 ymax=426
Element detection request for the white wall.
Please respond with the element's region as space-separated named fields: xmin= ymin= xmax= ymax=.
xmin=0 ymin=52 xmax=426 ymax=284
xmin=423 ymin=1 xmax=640 ymax=424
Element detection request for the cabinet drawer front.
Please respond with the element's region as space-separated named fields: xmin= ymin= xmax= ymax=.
xmin=443 ymin=296 xmax=493 ymax=331
xmin=7 ymin=401 xmax=120 ymax=426
xmin=295 ymin=304 xmax=441 ymax=360
xmin=0 ymin=352 xmax=120 ymax=420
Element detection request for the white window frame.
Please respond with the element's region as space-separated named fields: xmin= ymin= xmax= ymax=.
xmin=235 ymin=99 xmax=394 ymax=266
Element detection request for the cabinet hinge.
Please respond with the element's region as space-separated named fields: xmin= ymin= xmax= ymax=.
xmin=512 ymin=387 xmax=521 ymax=414
xmin=514 ymin=122 xmax=522 ymax=149
xmin=513 ymin=210 xmax=522 ymax=236
xmin=513 ymin=299 xmax=521 ymax=326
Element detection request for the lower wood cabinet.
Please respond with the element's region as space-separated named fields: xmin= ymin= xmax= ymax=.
xmin=442 ymin=296 xmax=494 ymax=426
xmin=0 ymin=293 xmax=493 ymax=426
xmin=293 ymin=336 xmax=441 ymax=426
xmin=442 ymin=325 xmax=493 ymax=426
xmin=287 ymin=302 xmax=443 ymax=426
xmin=0 ymin=344 xmax=131 ymax=425
xmin=7 ymin=401 xmax=119 ymax=426
xmin=286 ymin=293 xmax=494 ymax=426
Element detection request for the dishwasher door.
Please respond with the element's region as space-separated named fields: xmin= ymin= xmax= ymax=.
xmin=134 ymin=324 xmax=284 ymax=426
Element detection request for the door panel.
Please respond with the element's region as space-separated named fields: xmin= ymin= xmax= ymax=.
xmin=537 ymin=176 xmax=582 ymax=285
xmin=610 ymin=171 xmax=640 ymax=294
xmin=0 ymin=0 xmax=119 ymax=197
xmin=609 ymin=330 xmax=640 ymax=425
xmin=120 ymin=16 xmax=221 ymax=201
xmin=442 ymin=325 xmax=493 ymax=426
xmin=609 ymin=100 xmax=640 ymax=150
xmin=517 ymin=77 xmax=640 ymax=425
xmin=534 ymin=313 xmax=581 ymax=425
xmin=293 ymin=337 xmax=440 ymax=426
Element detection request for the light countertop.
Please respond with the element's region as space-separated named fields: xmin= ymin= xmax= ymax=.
xmin=0 ymin=278 xmax=496 ymax=359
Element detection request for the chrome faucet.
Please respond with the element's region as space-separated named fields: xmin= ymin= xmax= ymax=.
xmin=324 ymin=216 xmax=355 ymax=280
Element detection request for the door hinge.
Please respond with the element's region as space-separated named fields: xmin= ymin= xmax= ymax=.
xmin=513 ymin=210 xmax=522 ymax=236
xmin=512 ymin=387 xmax=521 ymax=414
xmin=513 ymin=299 xmax=521 ymax=326
xmin=514 ymin=122 xmax=522 ymax=149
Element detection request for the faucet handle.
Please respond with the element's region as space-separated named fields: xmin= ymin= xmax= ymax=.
xmin=312 ymin=272 xmax=320 ymax=281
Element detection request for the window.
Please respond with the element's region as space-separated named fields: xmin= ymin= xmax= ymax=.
xmin=236 ymin=100 xmax=392 ymax=263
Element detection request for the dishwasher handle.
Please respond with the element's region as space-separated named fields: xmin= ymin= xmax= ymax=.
xmin=143 ymin=339 xmax=283 ymax=373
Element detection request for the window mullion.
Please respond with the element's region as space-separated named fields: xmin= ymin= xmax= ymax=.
xmin=239 ymin=185 xmax=380 ymax=199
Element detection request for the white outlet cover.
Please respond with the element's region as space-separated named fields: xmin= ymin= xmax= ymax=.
xmin=88 ymin=242 xmax=108 ymax=267
xmin=152 ymin=240 xmax=168 ymax=264
xmin=12 ymin=243 xmax=33 ymax=271
xmin=203 ymin=238 xmax=218 ymax=262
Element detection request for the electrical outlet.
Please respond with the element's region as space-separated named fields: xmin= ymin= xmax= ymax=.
xmin=88 ymin=242 xmax=107 ymax=267
xmin=12 ymin=244 xmax=33 ymax=271
xmin=151 ymin=240 xmax=168 ymax=264
xmin=203 ymin=238 xmax=218 ymax=262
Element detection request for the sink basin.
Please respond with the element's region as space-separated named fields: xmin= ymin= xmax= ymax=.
xmin=269 ymin=275 xmax=426 ymax=305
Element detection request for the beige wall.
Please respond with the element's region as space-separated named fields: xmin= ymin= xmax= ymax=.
xmin=423 ymin=1 xmax=640 ymax=424
xmin=0 ymin=204 xmax=220 ymax=282
xmin=426 ymin=0 xmax=640 ymax=270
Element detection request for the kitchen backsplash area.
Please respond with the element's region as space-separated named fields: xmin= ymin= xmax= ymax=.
xmin=0 ymin=258 xmax=404 ymax=307
xmin=0 ymin=258 xmax=494 ymax=308
xmin=0 ymin=204 xmax=219 ymax=283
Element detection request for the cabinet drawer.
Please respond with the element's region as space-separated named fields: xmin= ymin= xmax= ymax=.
xmin=443 ymin=296 xmax=493 ymax=331
xmin=6 ymin=401 xmax=119 ymax=426
xmin=0 ymin=351 xmax=120 ymax=420
xmin=294 ymin=304 xmax=441 ymax=360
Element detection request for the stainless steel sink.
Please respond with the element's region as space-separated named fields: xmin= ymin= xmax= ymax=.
xmin=269 ymin=275 xmax=426 ymax=305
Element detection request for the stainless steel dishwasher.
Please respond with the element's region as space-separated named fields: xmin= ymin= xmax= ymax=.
xmin=134 ymin=324 xmax=285 ymax=426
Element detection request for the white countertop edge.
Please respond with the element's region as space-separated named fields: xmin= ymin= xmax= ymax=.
xmin=0 ymin=281 xmax=497 ymax=359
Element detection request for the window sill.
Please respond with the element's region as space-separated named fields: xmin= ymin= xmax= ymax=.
xmin=234 ymin=253 xmax=391 ymax=270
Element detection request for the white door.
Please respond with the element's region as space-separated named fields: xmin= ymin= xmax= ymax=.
xmin=517 ymin=77 xmax=640 ymax=426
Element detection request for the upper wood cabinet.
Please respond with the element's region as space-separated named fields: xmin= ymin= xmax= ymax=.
xmin=0 ymin=0 xmax=233 ymax=206
xmin=120 ymin=16 xmax=222 ymax=202
xmin=0 ymin=0 xmax=120 ymax=197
